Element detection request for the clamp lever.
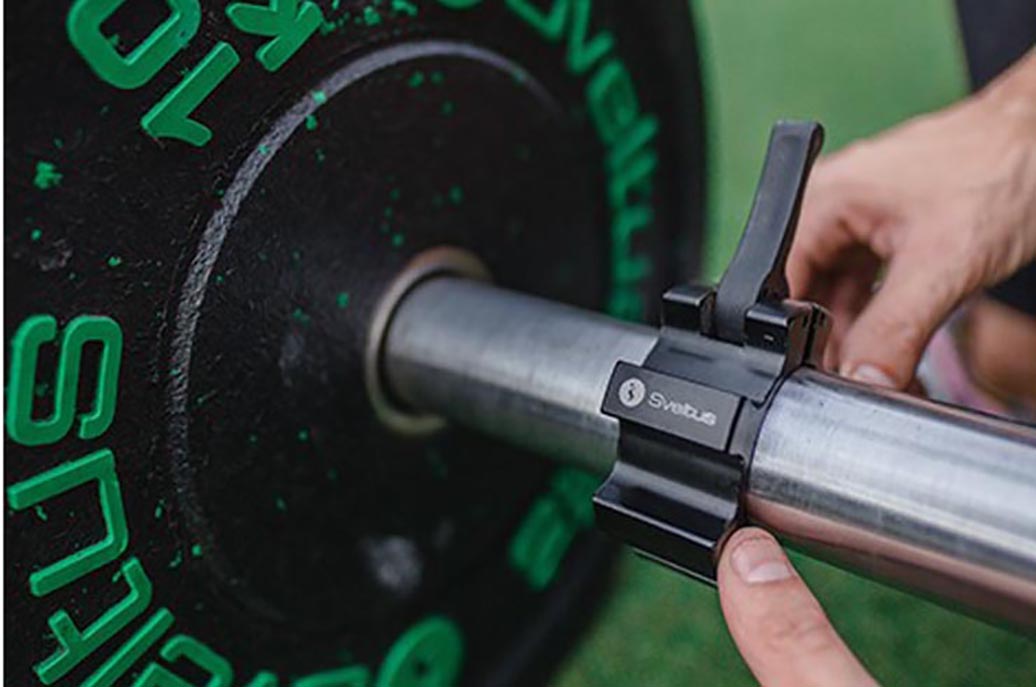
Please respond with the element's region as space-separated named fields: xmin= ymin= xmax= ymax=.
xmin=595 ymin=121 xmax=831 ymax=583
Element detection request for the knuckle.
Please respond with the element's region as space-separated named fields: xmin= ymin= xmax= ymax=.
xmin=959 ymin=222 xmax=1023 ymax=289
xmin=758 ymin=605 xmax=839 ymax=657
xmin=948 ymin=221 xmax=993 ymax=284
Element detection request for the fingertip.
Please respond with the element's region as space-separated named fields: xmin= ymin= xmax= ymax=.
xmin=836 ymin=306 xmax=928 ymax=391
xmin=725 ymin=525 xmax=778 ymax=549
xmin=838 ymin=321 xmax=924 ymax=391
xmin=719 ymin=528 xmax=782 ymax=574
xmin=716 ymin=529 xmax=879 ymax=687
xmin=841 ymin=362 xmax=898 ymax=389
xmin=718 ymin=528 xmax=795 ymax=608
xmin=717 ymin=529 xmax=781 ymax=648
xmin=836 ymin=250 xmax=968 ymax=390
xmin=727 ymin=531 xmax=793 ymax=585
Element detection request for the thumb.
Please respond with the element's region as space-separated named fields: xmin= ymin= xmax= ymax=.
xmin=717 ymin=528 xmax=879 ymax=687
xmin=838 ymin=245 xmax=972 ymax=388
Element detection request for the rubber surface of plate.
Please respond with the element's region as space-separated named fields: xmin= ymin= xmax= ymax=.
xmin=4 ymin=1 xmax=704 ymax=685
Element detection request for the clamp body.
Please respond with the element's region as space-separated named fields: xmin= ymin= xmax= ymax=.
xmin=595 ymin=121 xmax=830 ymax=583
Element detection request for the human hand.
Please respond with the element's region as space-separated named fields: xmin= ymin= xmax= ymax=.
xmin=718 ymin=528 xmax=879 ymax=687
xmin=788 ymin=49 xmax=1036 ymax=389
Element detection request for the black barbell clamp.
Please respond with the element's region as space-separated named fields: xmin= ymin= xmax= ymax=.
xmin=595 ymin=120 xmax=831 ymax=583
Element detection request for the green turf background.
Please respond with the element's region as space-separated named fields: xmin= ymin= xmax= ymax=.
xmin=551 ymin=1 xmax=1036 ymax=685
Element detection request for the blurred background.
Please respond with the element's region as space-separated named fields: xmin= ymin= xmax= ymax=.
xmin=552 ymin=1 xmax=1036 ymax=685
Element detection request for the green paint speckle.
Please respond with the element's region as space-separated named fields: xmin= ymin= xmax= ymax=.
xmin=292 ymin=307 xmax=311 ymax=324
xmin=275 ymin=497 xmax=287 ymax=512
xmin=168 ymin=550 xmax=183 ymax=569
xmin=336 ymin=292 xmax=351 ymax=309
xmin=34 ymin=505 xmax=48 ymax=522
xmin=154 ymin=501 xmax=165 ymax=519
xmin=391 ymin=233 xmax=405 ymax=248
xmin=34 ymin=382 xmax=50 ymax=398
xmin=392 ymin=0 xmax=418 ymax=17
xmin=214 ymin=274 xmax=225 ymax=285
xmin=389 ymin=187 xmax=401 ymax=201
xmin=30 ymin=228 xmax=42 ymax=241
xmin=449 ymin=185 xmax=464 ymax=205
xmin=441 ymin=100 xmax=455 ymax=116
xmin=53 ymin=138 xmax=64 ymax=149
xmin=312 ymin=90 xmax=328 ymax=105
xmin=430 ymin=70 xmax=444 ymax=85
xmin=297 ymin=428 xmax=310 ymax=442
xmin=194 ymin=389 xmax=218 ymax=408
xmin=191 ymin=544 xmax=203 ymax=558
xmin=107 ymin=255 xmax=123 ymax=268
xmin=305 ymin=114 xmax=318 ymax=131
xmin=408 ymin=71 xmax=425 ymax=88
xmin=34 ymin=161 xmax=62 ymax=190
xmin=316 ymin=148 xmax=327 ymax=163
xmin=258 ymin=144 xmax=270 ymax=155
xmin=363 ymin=6 xmax=381 ymax=25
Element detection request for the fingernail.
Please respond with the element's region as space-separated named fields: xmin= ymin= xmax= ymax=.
xmin=844 ymin=363 xmax=895 ymax=388
xmin=730 ymin=537 xmax=793 ymax=585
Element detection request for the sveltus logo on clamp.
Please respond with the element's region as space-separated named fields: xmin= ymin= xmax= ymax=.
xmin=616 ymin=375 xmax=719 ymax=427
